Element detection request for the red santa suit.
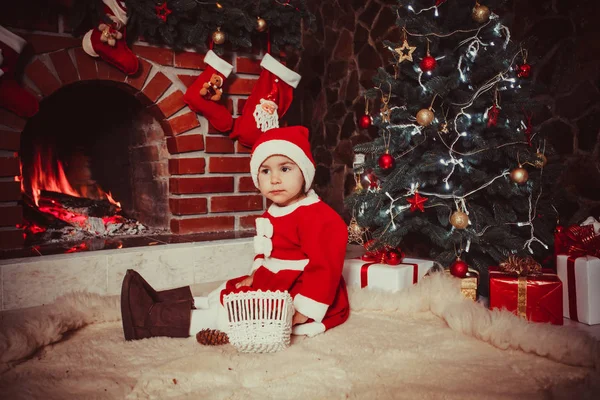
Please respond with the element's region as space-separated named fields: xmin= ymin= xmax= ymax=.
xmin=220 ymin=189 xmax=350 ymax=336
xmin=188 ymin=126 xmax=350 ymax=337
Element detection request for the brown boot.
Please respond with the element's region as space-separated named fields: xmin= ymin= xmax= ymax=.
xmin=121 ymin=269 xmax=192 ymax=340
xmin=156 ymin=286 xmax=195 ymax=306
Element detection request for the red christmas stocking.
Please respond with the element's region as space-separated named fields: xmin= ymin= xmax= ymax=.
xmin=183 ymin=50 xmax=234 ymax=133
xmin=229 ymin=53 xmax=301 ymax=148
xmin=0 ymin=25 xmax=39 ymax=117
xmin=82 ymin=0 xmax=139 ymax=75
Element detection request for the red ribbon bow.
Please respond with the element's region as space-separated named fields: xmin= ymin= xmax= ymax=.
xmin=560 ymin=225 xmax=600 ymax=258
xmin=359 ymin=241 xmax=420 ymax=288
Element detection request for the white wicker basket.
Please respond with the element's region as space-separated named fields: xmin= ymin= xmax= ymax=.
xmin=223 ymin=290 xmax=294 ymax=353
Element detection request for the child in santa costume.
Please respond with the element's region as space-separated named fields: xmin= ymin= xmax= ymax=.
xmin=121 ymin=125 xmax=350 ymax=341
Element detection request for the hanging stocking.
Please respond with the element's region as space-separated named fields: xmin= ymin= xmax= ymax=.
xmin=229 ymin=53 xmax=301 ymax=148
xmin=0 ymin=25 xmax=39 ymax=117
xmin=82 ymin=0 xmax=139 ymax=75
xmin=183 ymin=50 xmax=234 ymax=133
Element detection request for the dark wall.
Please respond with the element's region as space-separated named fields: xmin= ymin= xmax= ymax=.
xmin=297 ymin=0 xmax=600 ymax=224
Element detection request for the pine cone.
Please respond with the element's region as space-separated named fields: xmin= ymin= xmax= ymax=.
xmin=196 ymin=329 xmax=229 ymax=346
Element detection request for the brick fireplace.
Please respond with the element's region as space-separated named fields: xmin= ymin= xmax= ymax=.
xmin=0 ymin=31 xmax=273 ymax=251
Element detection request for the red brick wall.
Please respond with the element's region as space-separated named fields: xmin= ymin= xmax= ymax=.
xmin=0 ymin=23 xmax=268 ymax=248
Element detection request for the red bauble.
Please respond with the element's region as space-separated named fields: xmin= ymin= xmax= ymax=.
xmin=450 ymin=258 xmax=469 ymax=278
xmin=420 ymin=55 xmax=437 ymax=72
xmin=517 ymin=63 xmax=531 ymax=78
xmin=378 ymin=152 xmax=395 ymax=171
xmin=359 ymin=114 xmax=372 ymax=129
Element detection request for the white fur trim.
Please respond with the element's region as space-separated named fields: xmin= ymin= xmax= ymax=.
xmin=0 ymin=26 xmax=27 ymax=54
xmin=292 ymin=321 xmax=326 ymax=337
xmin=82 ymin=30 xmax=99 ymax=57
xmin=250 ymin=139 xmax=315 ymax=192
xmin=293 ymin=294 xmax=329 ymax=323
xmin=103 ymin=0 xmax=128 ymax=25
xmin=260 ymin=53 xmax=301 ymax=88
xmin=255 ymin=217 xmax=273 ymax=238
xmin=261 ymin=257 xmax=309 ymax=273
xmin=253 ymin=236 xmax=272 ymax=258
xmin=267 ymin=189 xmax=319 ymax=217
xmin=204 ymin=50 xmax=233 ymax=78
xmin=250 ymin=257 xmax=264 ymax=273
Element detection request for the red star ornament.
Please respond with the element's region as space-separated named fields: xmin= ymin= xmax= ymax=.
xmin=155 ymin=2 xmax=172 ymax=22
xmin=407 ymin=192 xmax=428 ymax=212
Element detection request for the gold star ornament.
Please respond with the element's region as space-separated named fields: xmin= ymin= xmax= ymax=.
xmin=395 ymin=40 xmax=416 ymax=63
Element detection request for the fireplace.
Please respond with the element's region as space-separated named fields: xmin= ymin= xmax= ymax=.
xmin=19 ymin=80 xmax=170 ymax=246
xmin=0 ymin=30 xmax=271 ymax=258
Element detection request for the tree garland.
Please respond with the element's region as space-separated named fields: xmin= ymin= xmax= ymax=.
xmin=71 ymin=0 xmax=314 ymax=54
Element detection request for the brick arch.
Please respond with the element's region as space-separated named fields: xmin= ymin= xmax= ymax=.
xmin=0 ymin=40 xmax=264 ymax=249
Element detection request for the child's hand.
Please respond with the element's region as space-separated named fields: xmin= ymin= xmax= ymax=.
xmin=235 ymin=274 xmax=254 ymax=289
xmin=292 ymin=311 xmax=308 ymax=326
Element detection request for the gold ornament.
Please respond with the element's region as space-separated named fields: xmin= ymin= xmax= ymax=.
xmin=416 ymin=108 xmax=434 ymax=126
xmin=510 ymin=167 xmax=529 ymax=184
xmin=534 ymin=152 xmax=547 ymax=168
xmin=450 ymin=211 xmax=469 ymax=229
xmin=348 ymin=216 xmax=365 ymax=245
xmin=256 ymin=17 xmax=267 ymax=32
xmin=212 ymin=27 xmax=225 ymax=45
xmin=395 ymin=40 xmax=416 ymax=63
xmin=472 ymin=2 xmax=490 ymax=23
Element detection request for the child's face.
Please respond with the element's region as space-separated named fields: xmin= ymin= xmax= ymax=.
xmin=257 ymin=155 xmax=306 ymax=207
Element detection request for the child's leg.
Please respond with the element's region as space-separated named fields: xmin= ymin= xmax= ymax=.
xmin=189 ymin=282 xmax=228 ymax=335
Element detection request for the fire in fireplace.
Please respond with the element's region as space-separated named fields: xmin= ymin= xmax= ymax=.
xmin=19 ymin=81 xmax=170 ymax=246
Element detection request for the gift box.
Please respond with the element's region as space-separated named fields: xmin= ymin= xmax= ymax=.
xmin=489 ymin=266 xmax=563 ymax=325
xmin=445 ymin=269 xmax=479 ymax=301
xmin=556 ymin=255 xmax=600 ymax=325
xmin=343 ymin=257 xmax=434 ymax=293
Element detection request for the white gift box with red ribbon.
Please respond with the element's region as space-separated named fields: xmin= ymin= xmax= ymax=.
xmin=342 ymin=257 xmax=434 ymax=293
xmin=556 ymin=255 xmax=600 ymax=325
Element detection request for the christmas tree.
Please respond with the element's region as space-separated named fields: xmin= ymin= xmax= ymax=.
xmin=347 ymin=0 xmax=561 ymax=296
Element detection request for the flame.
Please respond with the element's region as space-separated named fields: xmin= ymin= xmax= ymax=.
xmin=24 ymin=145 xmax=121 ymax=208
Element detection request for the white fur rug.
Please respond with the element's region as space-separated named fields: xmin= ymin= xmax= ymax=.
xmin=1 ymin=273 xmax=599 ymax=399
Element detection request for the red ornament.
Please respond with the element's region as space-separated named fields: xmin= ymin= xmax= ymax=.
xmin=435 ymin=0 xmax=448 ymax=5
xmin=359 ymin=114 xmax=372 ymax=129
xmin=406 ymin=192 xmax=428 ymax=212
xmin=487 ymin=103 xmax=500 ymax=127
xmin=517 ymin=63 xmax=531 ymax=78
xmin=378 ymin=152 xmax=395 ymax=171
xmin=419 ymin=55 xmax=437 ymax=72
xmin=450 ymin=257 xmax=469 ymax=278
xmin=155 ymin=2 xmax=172 ymax=22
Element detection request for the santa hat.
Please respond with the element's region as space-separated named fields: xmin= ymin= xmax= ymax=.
xmin=250 ymin=126 xmax=316 ymax=192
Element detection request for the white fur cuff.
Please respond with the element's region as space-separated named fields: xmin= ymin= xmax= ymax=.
xmin=204 ymin=50 xmax=233 ymax=78
xmin=260 ymin=53 xmax=301 ymax=88
xmin=0 ymin=26 xmax=27 ymax=54
xmin=293 ymin=294 xmax=329 ymax=323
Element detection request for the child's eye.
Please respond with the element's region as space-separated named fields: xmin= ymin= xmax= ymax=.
xmin=260 ymin=168 xmax=270 ymax=174
xmin=281 ymin=166 xmax=290 ymax=172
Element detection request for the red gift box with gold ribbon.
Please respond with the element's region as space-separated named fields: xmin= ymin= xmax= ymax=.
xmin=489 ymin=263 xmax=563 ymax=325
